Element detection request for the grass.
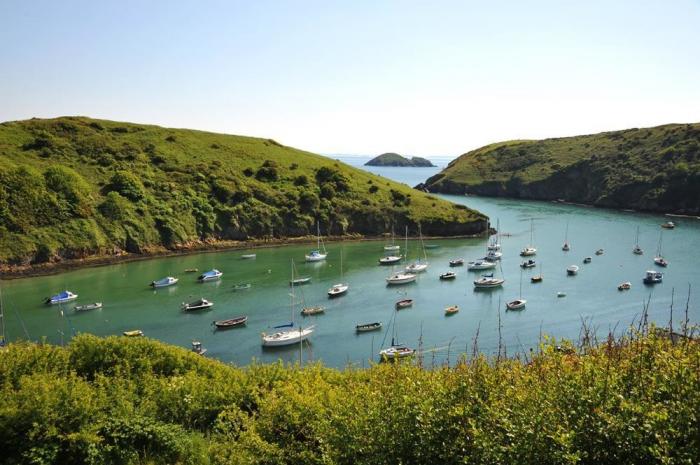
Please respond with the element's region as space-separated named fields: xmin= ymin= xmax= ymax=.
xmin=0 ymin=117 xmax=487 ymax=267
xmin=424 ymin=123 xmax=700 ymax=214
xmin=0 ymin=326 xmax=697 ymax=464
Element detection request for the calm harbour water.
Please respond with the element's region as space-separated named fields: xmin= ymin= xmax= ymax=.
xmin=1 ymin=158 xmax=698 ymax=368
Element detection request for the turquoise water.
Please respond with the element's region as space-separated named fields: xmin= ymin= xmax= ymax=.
xmin=1 ymin=161 xmax=698 ymax=368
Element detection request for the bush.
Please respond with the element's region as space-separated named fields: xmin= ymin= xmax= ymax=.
xmin=107 ymin=171 xmax=145 ymax=201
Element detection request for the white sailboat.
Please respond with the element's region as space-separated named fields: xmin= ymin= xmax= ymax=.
xmin=262 ymin=260 xmax=315 ymax=346
xmin=562 ymin=220 xmax=570 ymax=251
xmin=633 ymin=226 xmax=644 ymax=255
xmin=384 ymin=227 xmax=400 ymax=251
xmin=506 ymin=269 xmax=526 ymax=310
xmin=405 ymin=225 xmax=429 ymax=273
xmin=653 ymin=231 xmax=668 ymax=267
xmin=305 ymin=222 xmax=328 ymax=262
xmin=328 ymin=251 xmax=349 ymax=297
xmin=379 ymin=310 xmax=415 ymax=360
xmin=387 ymin=227 xmax=417 ymax=284
xmin=520 ymin=219 xmax=537 ymax=256
xmin=487 ymin=219 xmax=501 ymax=251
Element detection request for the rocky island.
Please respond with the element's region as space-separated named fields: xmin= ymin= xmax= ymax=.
xmin=365 ymin=152 xmax=436 ymax=167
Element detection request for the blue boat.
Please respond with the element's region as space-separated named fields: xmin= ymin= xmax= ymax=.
xmin=198 ymin=269 xmax=223 ymax=282
xmin=44 ymin=290 xmax=78 ymax=305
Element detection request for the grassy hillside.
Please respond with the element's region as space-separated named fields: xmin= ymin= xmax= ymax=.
xmin=423 ymin=124 xmax=700 ymax=214
xmin=0 ymin=331 xmax=697 ymax=464
xmin=0 ymin=117 xmax=486 ymax=268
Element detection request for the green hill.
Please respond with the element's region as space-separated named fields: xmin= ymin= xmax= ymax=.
xmin=0 ymin=117 xmax=486 ymax=269
xmin=0 ymin=331 xmax=697 ymax=464
xmin=423 ymin=123 xmax=700 ymax=214
xmin=365 ymin=153 xmax=435 ymax=167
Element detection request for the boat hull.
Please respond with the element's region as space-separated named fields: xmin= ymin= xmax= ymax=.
xmin=261 ymin=327 xmax=314 ymax=346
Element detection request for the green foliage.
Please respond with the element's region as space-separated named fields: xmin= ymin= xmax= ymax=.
xmin=0 ymin=116 xmax=486 ymax=265
xmin=0 ymin=331 xmax=697 ymax=464
xmin=425 ymin=123 xmax=700 ymax=214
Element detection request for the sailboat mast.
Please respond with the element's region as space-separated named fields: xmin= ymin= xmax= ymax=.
xmin=316 ymin=222 xmax=320 ymax=249
xmin=419 ymin=224 xmax=427 ymax=261
xmin=0 ymin=282 xmax=6 ymax=347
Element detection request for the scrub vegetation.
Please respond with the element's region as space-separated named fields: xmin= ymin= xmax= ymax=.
xmin=423 ymin=123 xmax=700 ymax=214
xmin=0 ymin=117 xmax=486 ymax=268
xmin=0 ymin=329 xmax=697 ymax=464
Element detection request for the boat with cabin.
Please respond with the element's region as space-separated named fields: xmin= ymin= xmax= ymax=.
xmin=567 ymin=265 xmax=579 ymax=275
xmin=473 ymin=273 xmax=505 ymax=289
xmin=661 ymin=221 xmax=675 ymax=229
xmin=45 ymin=291 xmax=78 ymax=305
xmin=305 ymin=222 xmax=328 ymax=262
xmin=191 ymin=341 xmax=207 ymax=355
xmin=520 ymin=259 xmax=536 ymax=269
xmin=449 ymin=258 xmax=464 ymax=267
xmin=467 ymin=259 xmax=497 ymax=270
xmin=439 ymin=271 xmax=456 ymax=280
xmin=151 ymin=276 xmax=178 ymax=288
xmin=198 ymin=269 xmax=222 ymax=282
xmin=182 ymin=298 xmax=214 ymax=311
xmin=643 ymin=270 xmax=663 ymax=284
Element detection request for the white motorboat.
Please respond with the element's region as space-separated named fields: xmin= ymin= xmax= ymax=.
xmin=661 ymin=221 xmax=675 ymax=229
xmin=191 ymin=341 xmax=207 ymax=355
xmin=473 ymin=274 xmax=505 ymax=288
xmin=182 ymin=298 xmax=214 ymax=311
xmin=566 ymin=265 xmax=579 ymax=275
xmin=197 ymin=269 xmax=222 ymax=282
xmin=520 ymin=259 xmax=536 ymax=269
xmin=583 ymin=257 xmax=592 ymax=264
xmin=449 ymin=258 xmax=464 ymax=266
xmin=45 ymin=290 xmax=78 ymax=305
xmin=150 ymin=276 xmax=178 ymax=288
xmin=379 ymin=255 xmax=402 ymax=265
xmin=467 ymin=259 xmax=497 ymax=270
xmin=305 ymin=222 xmax=328 ymax=262
xmin=241 ymin=253 xmax=256 ymax=259
xmin=643 ymin=270 xmax=663 ymax=284
xmin=386 ymin=272 xmax=417 ymax=285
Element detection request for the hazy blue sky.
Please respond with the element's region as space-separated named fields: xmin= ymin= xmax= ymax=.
xmin=1 ymin=0 xmax=699 ymax=156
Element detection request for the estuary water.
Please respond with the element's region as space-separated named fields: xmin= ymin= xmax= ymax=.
xmin=1 ymin=157 xmax=698 ymax=368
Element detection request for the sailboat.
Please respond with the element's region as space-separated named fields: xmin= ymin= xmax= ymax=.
xmin=261 ymin=261 xmax=315 ymax=347
xmin=305 ymin=222 xmax=328 ymax=262
xmin=487 ymin=219 xmax=501 ymax=251
xmin=520 ymin=219 xmax=537 ymax=256
xmin=562 ymin=220 xmax=570 ymax=251
xmin=0 ymin=282 xmax=6 ymax=349
xmin=294 ymin=260 xmax=325 ymax=315
xmin=633 ymin=226 xmax=644 ymax=255
xmin=378 ymin=310 xmax=415 ymax=360
xmin=327 ymin=251 xmax=349 ymax=297
xmin=506 ymin=269 xmax=526 ymax=310
xmin=405 ymin=225 xmax=429 ymax=273
xmin=531 ymin=263 xmax=543 ymax=283
xmin=387 ymin=227 xmax=417 ymax=284
xmin=384 ymin=227 xmax=400 ymax=251
xmin=653 ymin=231 xmax=668 ymax=267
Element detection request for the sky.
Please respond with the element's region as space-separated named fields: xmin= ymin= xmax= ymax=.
xmin=1 ymin=0 xmax=699 ymax=157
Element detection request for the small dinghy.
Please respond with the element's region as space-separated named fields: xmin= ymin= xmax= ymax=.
xmin=123 ymin=330 xmax=143 ymax=337
xmin=557 ymin=292 xmax=567 ymax=298
xmin=567 ymin=265 xmax=579 ymax=275
xmin=290 ymin=276 xmax=311 ymax=285
xmin=395 ymin=299 xmax=414 ymax=309
xmin=595 ymin=249 xmax=604 ymax=255
xmin=198 ymin=269 xmax=223 ymax=282
xmin=191 ymin=341 xmax=207 ymax=355
xmin=661 ymin=221 xmax=675 ymax=229
xmin=232 ymin=283 xmax=251 ymax=291
xmin=506 ymin=299 xmax=527 ymax=310
xmin=241 ymin=254 xmax=256 ymax=259
xmin=356 ymin=322 xmax=382 ymax=332
xmin=213 ymin=315 xmax=248 ymax=328
xmin=583 ymin=257 xmax=592 ymax=264
xmin=618 ymin=282 xmax=632 ymax=291
xmin=445 ymin=305 xmax=459 ymax=315
xmin=182 ymin=298 xmax=214 ymax=311
xmin=520 ymin=259 xmax=536 ymax=268
xmin=151 ymin=276 xmax=178 ymax=288
xmin=440 ymin=272 xmax=457 ymax=280
xmin=449 ymin=258 xmax=464 ymax=267
xmin=74 ymin=302 xmax=102 ymax=312
xmin=301 ymin=306 xmax=325 ymax=316
xmin=328 ymin=283 xmax=349 ymax=297
xmin=45 ymin=290 xmax=78 ymax=305
xmin=184 ymin=268 xmax=198 ymax=273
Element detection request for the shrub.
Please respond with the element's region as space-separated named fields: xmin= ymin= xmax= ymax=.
xmin=107 ymin=171 xmax=145 ymax=201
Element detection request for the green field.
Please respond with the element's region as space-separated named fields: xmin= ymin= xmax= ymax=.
xmin=423 ymin=123 xmax=700 ymax=214
xmin=0 ymin=117 xmax=486 ymax=268
xmin=0 ymin=330 xmax=697 ymax=464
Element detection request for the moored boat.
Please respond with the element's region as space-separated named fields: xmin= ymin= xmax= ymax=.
xmin=328 ymin=284 xmax=349 ymax=297
xmin=356 ymin=322 xmax=382 ymax=332
xmin=45 ymin=290 xmax=78 ymax=305
xmin=301 ymin=305 xmax=325 ymax=316
xmin=445 ymin=305 xmax=459 ymax=315
xmin=506 ymin=299 xmax=527 ymax=310
xmin=262 ymin=325 xmax=315 ymax=347
xmin=485 ymin=250 xmax=502 ymax=261
xmin=198 ymin=269 xmax=222 ymax=282
xmin=305 ymin=222 xmax=328 ymax=262
xmin=439 ymin=272 xmax=456 ymax=280
xmin=520 ymin=259 xmax=536 ymax=268
xmin=386 ymin=272 xmax=417 ymax=285
xmin=151 ymin=276 xmax=178 ymax=288
xmin=379 ymin=255 xmax=402 ymax=265
xmin=232 ymin=283 xmax=252 ymax=291
xmin=191 ymin=341 xmax=207 ymax=355
xmin=213 ymin=315 xmax=248 ymax=328
xmin=184 ymin=268 xmax=198 ymax=273
xmin=290 ymin=277 xmax=311 ymax=285
xmin=654 ymin=256 xmax=669 ymax=267
xmin=583 ymin=257 xmax=592 ymax=264
xmin=449 ymin=258 xmax=464 ymax=267
xmin=473 ymin=274 xmax=505 ymax=289
xmin=595 ymin=248 xmax=604 ymax=255
xmin=379 ymin=345 xmax=415 ymax=360
xmin=661 ymin=221 xmax=675 ymax=229
xmin=74 ymin=302 xmax=102 ymax=312
xmin=567 ymin=265 xmax=579 ymax=275
xmin=618 ymin=282 xmax=632 ymax=291
xmin=467 ymin=259 xmax=496 ymax=270
xmin=520 ymin=219 xmax=537 ymax=256
xmin=633 ymin=226 xmax=644 ymax=255
xmin=182 ymin=298 xmax=214 ymax=311
xmin=123 ymin=330 xmax=143 ymax=337
xmin=395 ymin=298 xmax=414 ymax=309
xmin=643 ymin=270 xmax=663 ymax=284
xmin=241 ymin=254 xmax=257 ymax=259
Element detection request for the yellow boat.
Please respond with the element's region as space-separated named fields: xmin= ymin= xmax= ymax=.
xmin=123 ymin=330 xmax=144 ymax=337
